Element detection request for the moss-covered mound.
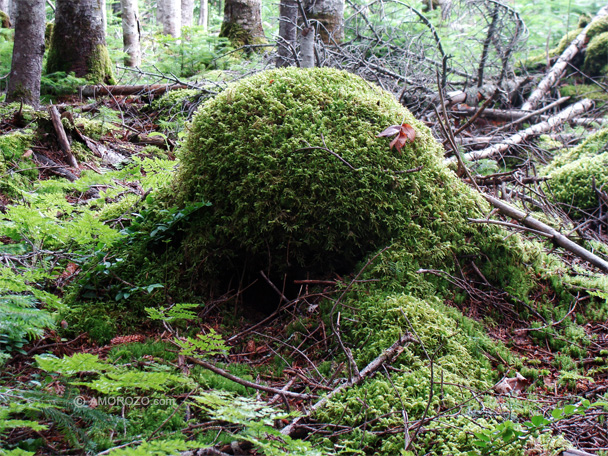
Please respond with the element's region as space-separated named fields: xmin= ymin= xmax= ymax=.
xmin=171 ymin=67 xmax=485 ymax=283
xmin=544 ymin=128 xmax=608 ymax=214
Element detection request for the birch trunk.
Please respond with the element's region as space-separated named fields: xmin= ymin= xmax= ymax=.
xmin=120 ymin=0 xmax=141 ymax=66
xmin=219 ymin=0 xmax=265 ymax=46
xmin=46 ymin=0 xmax=114 ymax=84
xmin=6 ymin=0 xmax=45 ymax=107
xmin=197 ymin=0 xmax=207 ymax=30
xmin=158 ymin=0 xmax=181 ymax=37
xmin=181 ymin=0 xmax=194 ymax=27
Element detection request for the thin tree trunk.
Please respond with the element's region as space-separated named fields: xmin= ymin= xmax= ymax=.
xmin=101 ymin=0 xmax=107 ymax=33
xmin=0 ymin=0 xmax=9 ymax=14
xmin=300 ymin=26 xmax=315 ymax=68
xmin=158 ymin=0 xmax=181 ymax=37
xmin=120 ymin=0 xmax=141 ymax=66
xmin=197 ymin=0 xmax=207 ymax=30
xmin=46 ymin=0 xmax=115 ymax=84
xmin=6 ymin=0 xmax=45 ymax=108
xmin=181 ymin=0 xmax=194 ymax=27
xmin=276 ymin=0 xmax=297 ymax=67
xmin=219 ymin=0 xmax=265 ymax=46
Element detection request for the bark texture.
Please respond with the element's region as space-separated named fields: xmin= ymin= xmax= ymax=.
xmin=219 ymin=0 xmax=265 ymax=46
xmin=46 ymin=0 xmax=115 ymax=84
xmin=0 ymin=0 xmax=9 ymax=13
xmin=120 ymin=0 xmax=141 ymax=67
xmin=304 ymin=0 xmax=344 ymax=43
xmin=6 ymin=0 xmax=45 ymax=107
xmin=158 ymin=0 xmax=181 ymax=37
xmin=197 ymin=0 xmax=207 ymax=30
xmin=181 ymin=0 xmax=194 ymax=27
xmin=276 ymin=0 xmax=298 ymax=67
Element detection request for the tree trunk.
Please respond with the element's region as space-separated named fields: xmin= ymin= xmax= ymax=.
xmin=46 ymin=0 xmax=115 ymax=84
xmin=6 ymin=0 xmax=45 ymax=107
xmin=197 ymin=0 xmax=207 ymax=30
xmin=120 ymin=0 xmax=141 ymax=66
xmin=0 ymin=0 xmax=9 ymax=13
xmin=157 ymin=0 xmax=181 ymax=37
xmin=181 ymin=0 xmax=194 ymax=27
xmin=304 ymin=0 xmax=344 ymax=43
xmin=219 ymin=0 xmax=265 ymax=46
xmin=275 ymin=0 xmax=297 ymax=67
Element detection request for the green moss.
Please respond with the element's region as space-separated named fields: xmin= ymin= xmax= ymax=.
xmin=560 ymin=84 xmax=608 ymax=104
xmin=583 ymin=31 xmax=608 ymax=76
xmin=88 ymin=44 xmax=116 ymax=85
xmin=0 ymin=130 xmax=37 ymax=195
xmin=219 ymin=21 xmax=266 ymax=47
xmin=586 ymin=16 xmax=608 ymax=41
xmin=0 ymin=11 xmax=10 ymax=28
xmin=44 ymin=22 xmax=53 ymax=48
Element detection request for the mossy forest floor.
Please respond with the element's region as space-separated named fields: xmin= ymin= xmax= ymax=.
xmin=1 ymin=68 xmax=608 ymax=456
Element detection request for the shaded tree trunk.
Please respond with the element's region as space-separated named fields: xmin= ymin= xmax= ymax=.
xmin=6 ymin=0 xmax=45 ymax=107
xmin=219 ymin=0 xmax=265 ymax=46
xmin=197 ymin=0 xmax=207 ymax=30
xmin=158 ymin=0 xmax=181 ymax=37
xmin=181 ymin=0 xmax=194 ymax=27
xmin=120 ymin=0 xmax=141 ymax=66
xmin=46 ymin=0 xmax=115 ymax=84
xmin=304 ymin=0 xmax=344 ymax=43
xmin=275 ymin=0 xmax=297 ymax=67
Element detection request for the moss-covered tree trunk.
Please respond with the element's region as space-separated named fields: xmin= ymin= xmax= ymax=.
xmin=304 ymin=0 xmax=344 ymax=43
xmin=157 ymin=0 xmax=181 ymax=37
xmin=120 ymin=0 xmax=141 ymax=67
xmin=219 ymin=0 xmax=265 ymax=46
xmin=181 ymin=0 xmax=194 ymax=27
xmin=46 ymin=0 xmax=115 ymax=84
xmin=6 ymin=0 xmax=45 ymax=107
xmin=0 ymin=0 xmax=10 ymax=27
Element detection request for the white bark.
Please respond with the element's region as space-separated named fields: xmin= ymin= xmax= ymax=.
xmin=6 ymin=0 xmax=45 ymax=107
xmin=181 ymin=0 xmax=194 ymax=27
xmin=300 ymin=26 xmax=315 ymax=67
xmin=521 ymin=5 xmax=608 ymax=111
xmin=0 ymin=0 xmax=9 ymax=13
xmin=120 ymin=0 xmax=141 ymax=67
xmin=197 ymin=0 xmax=207 ymax=30
xmin=445 ymin=99 xmax=594 ymax=164
xmin=158 ymin=0 xmax=181 ymax=37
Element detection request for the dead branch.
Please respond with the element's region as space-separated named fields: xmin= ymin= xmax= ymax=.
xmin=521 ymin=5 xmax=608 ymax=111
xmin=185 ymin=356 xmax=312 ymax=400
xmin=280 ymin=332 xmax=417 ymax=437
xmin=31 ymin=152 xmax=78 ymax=182
xmin=483 ymin=193 xmax=608 ymax=272
xmin=48 ymin=106 xmax=78 ymax=168
xmin=80 ymin=83 xmax=192 ymax=97
xmin=446 ymin=98 xmax=594 ymax=164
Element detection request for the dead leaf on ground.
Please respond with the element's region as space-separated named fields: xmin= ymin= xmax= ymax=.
xmin=377 ymin=123 xmax=416 ymax=153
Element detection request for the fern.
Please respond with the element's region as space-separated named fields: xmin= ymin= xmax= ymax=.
xmin=36 ymin=353 xmax=114 ymax=375
xmin=173 ymin=330 xmax=228 ymax=357
xmin=106 ymin=439 xmax=207 ymax=456
xmin=0 ymin=294 xmax=54 ymax=357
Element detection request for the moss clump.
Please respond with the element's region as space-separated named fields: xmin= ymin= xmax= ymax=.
xmin=547 ymin=153 xmax=608 ymax=214
xmin=0 ymin=11 xmax=10 ymax=28
xmin=560 ymin=83 xmax=608 ymax=104
xmin=583 ymin=31 xmax=608 ymax=76
xmin=586 ymin=16 xmax=608 ymax=41
xmin=172 ymin=67 xmax=487 ymax=285
xmin=0 ymin=131 xmax=38 ymax=195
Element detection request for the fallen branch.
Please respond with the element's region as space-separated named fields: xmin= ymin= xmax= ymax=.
xmin=32 ymin=152 xmax=78 ymax=181
xmin=80 ymin=83 xmax=194 ymax=97
xmin=280 ymin=332 xmax=417 ymax=437
xmin=48 ymin=106 xmax=78 ymax=168
xmin=521 ymin=5 xmax=608 ymax=111
xmin=185 ymin=356 xmax=311 ymax=400
xmin=482 ymin=193 xmax=608 ymax=272
xmin=445 ymin=98 xmax=593 ymax=164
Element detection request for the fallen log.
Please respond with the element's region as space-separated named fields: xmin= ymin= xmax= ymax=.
xmin=280 ymin=332 xmax=416 ymax=437
xmin=80 ymin=83 xmax=192 ymax=97
xmin=32 ymin=152 xmax=78 ymax=181
xmin=521 ymin=5 xmax=608 ymax=111
xmin=451 ymin=96 xmax=569 ymax=123
xmin=445 ymin=98 xmax=594 ymax=164
xmin=48 ymin=105 xmax=78 ymax=168
xmin=481 ymin=193 xmax=608 ymax=272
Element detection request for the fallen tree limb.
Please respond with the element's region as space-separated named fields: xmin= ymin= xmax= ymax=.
xmin=185 ymin=356 xmax=312 ymax=400
xmin=280 ymin=332 xmax=416 ymax=437
xmin=521 ymin=5 xmax=608 ymax=111
xmin=80 ymin=83 xmax=199 ymax=97
xmin=482 ymin=193 xmax=608 ymax=272
xmin=32 ymin=152 xmax=78 ymax=181
xmin=48 ymin=106 xmax=78 ymax=168
xmin=445 ymin=98 xmax=594 ymax=164
xmin=452 ymin=96 xmax=569 ymax=122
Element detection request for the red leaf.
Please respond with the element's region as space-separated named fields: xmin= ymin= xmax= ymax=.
xmin=377 ymin=123 xmax=416 ymax=153
xmin=377 ymin=125 xmax=402 ymax=138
